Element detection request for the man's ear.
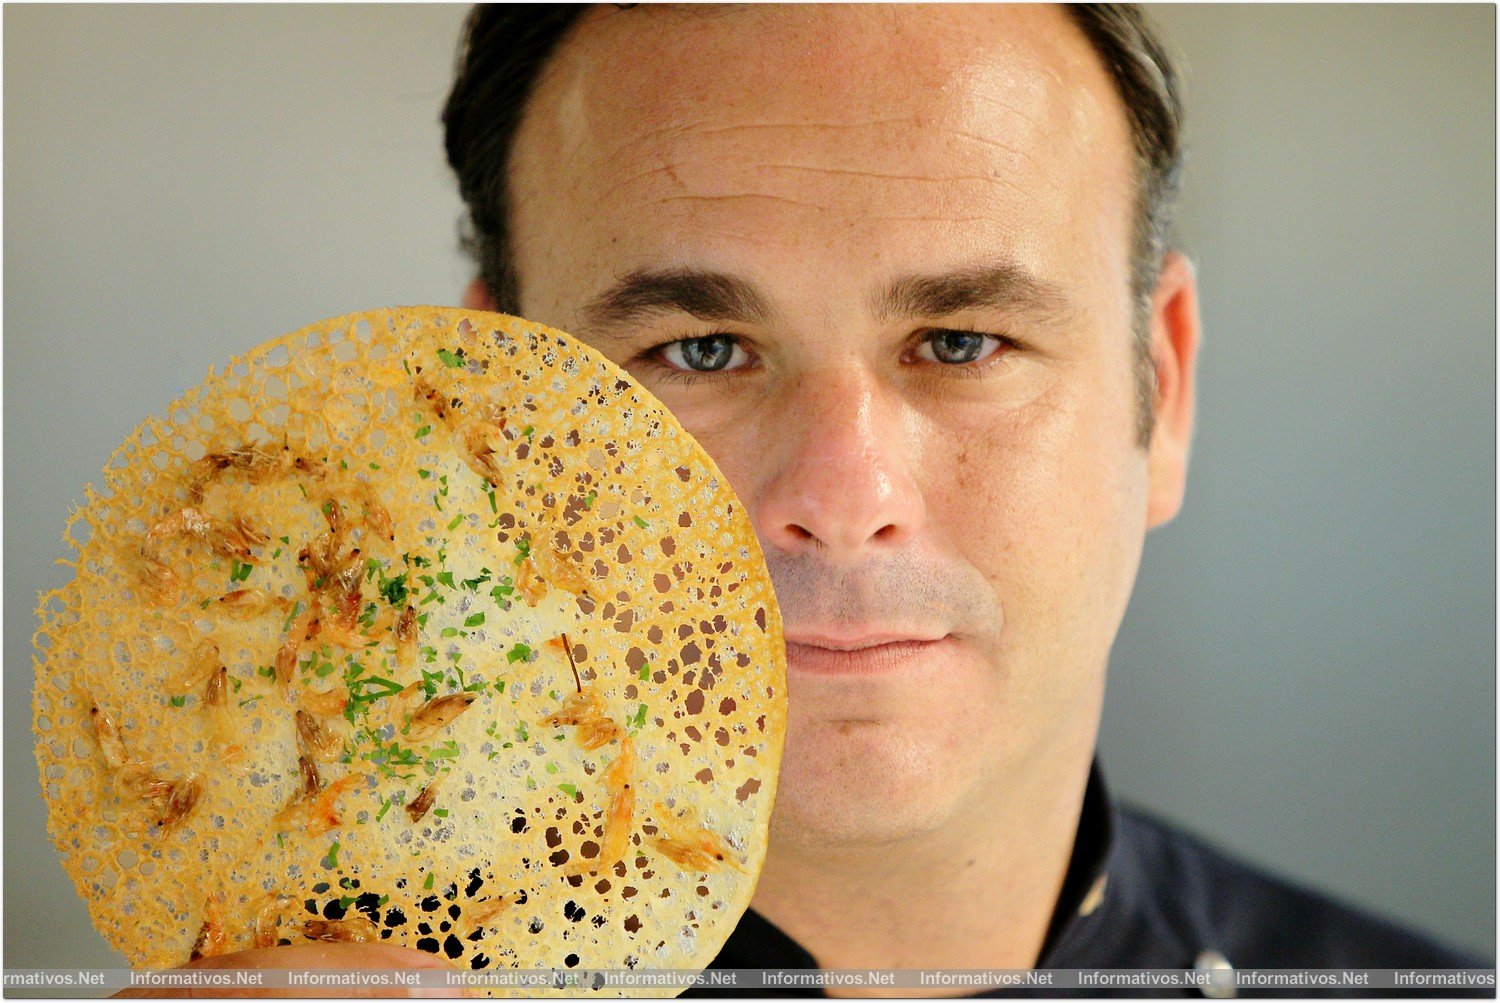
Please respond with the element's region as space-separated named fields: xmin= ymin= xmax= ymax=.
xmin=1145 ymin=250 xmax=1200 ymax=529
xmin=462 ymin=277 xmax=498 ymax=312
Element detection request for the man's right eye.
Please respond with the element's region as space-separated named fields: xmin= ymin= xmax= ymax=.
xmin=657 ymin=335 xmax=748 ymax=373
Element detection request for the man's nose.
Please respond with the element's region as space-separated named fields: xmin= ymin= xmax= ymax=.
xmin=752 ymin=366 xmax=926 ymax=558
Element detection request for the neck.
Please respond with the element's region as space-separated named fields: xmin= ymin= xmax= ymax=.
xmin=747 ymin=723 xmax=1098 ymax=995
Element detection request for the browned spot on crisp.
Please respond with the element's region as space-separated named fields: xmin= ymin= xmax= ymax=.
xmin=735 ymin=777 xmax=761 ymax=803
xmin=580 ymin=840 xmax=600 ymax=859
xmin=653 ymin=573 xmax=671 ymax=594
xmin=660 ymin=536 xmax=676 ymax=556
xmin=625 ymin=647 xmax=647 ymax=673
xmin=714 ymin=727 xmax=730 ymax=747
xmin=685 ymin=690 xmax=704 ymax=715
xmin=695 ymin=768 xmax=713 ymax=784
xmin=719 ymin=697 xmax=737 ymax=715
xmin=624 ymin=914 xmax=641 ymax=932
xmin=683 ymin=726 xmax=702 ymax=743
xmin=545 ymin=826 xmax=562 ymax=848
xmin=754 ymin=607 xmax=767 ymax=630
xmin=647 ymin=625 xmax=664 ymax=644
xmin=678 ymin=512 xmax=692 ymax=528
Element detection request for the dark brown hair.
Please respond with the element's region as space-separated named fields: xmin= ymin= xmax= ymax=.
xmin=443 ymin=4 xmax=1184 ymax=441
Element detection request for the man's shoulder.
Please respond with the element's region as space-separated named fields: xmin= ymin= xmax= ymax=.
xmin=1117 ymin=803 xmax=1491 ymax=970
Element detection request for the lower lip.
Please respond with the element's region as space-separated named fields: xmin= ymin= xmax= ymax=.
xmin=785 ymin=638 xmax=947 ymax=677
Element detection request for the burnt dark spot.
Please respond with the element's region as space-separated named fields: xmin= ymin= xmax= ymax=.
xmin=438 ymin=920 xmax=451 ymax=933
xmin=515 ymin=889 xmax=529 ymax=906
xmin=565 ymin=954 xmax=580 ymax=968
xmin=419 ymin=895 xmax=441 ymax=913
xmin=449 ymin=904 xmax=462 ymax=920
xmin=511 ymin=814 xmax=529 ymax=834
xmin=467 ymin=928 xmax=485 ymax=942
xmin=591 ymin=915 xmax=607 ymax=928
xmin=416 ymin=937 xmax=440 ymax=953
xmin=465 ymin=868 xmax=484 ymax=897
xmin=303 ymin=898 xmax=318 ymax=915
xmin=624 ymin=914 xmax=642 ymax=933
xmin=442 ymin=881 xmax=459 ymax=901
xmin=549 ymin=849 xmax=570 ymax=866
xmin=384 ymin=907 xmax=408 ymax=927
xmin=545 ymin=826 xmax=562 ymax=848
xmin=528 ymin=918 xmax=544 ymax=934
xmin=417 ymin=922 xmax=432 ymax=936
xmin=354 ymin=892 xmax=383 ymax=917
xmin=312 ymin=881 xmax=331 ymax=894
xmin=322 ymin=900 xmax=347 ymax=920
xmin=470 ymin=953 xmax=491 ymax=969
xmin=442 ymin=934 xmax=464 ymax=959
xmin=563 ymin=900 xmax=586 ymax=922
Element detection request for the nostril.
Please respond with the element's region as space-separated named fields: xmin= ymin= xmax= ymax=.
xmin=785 ymin=524 xmax=815 ymax=542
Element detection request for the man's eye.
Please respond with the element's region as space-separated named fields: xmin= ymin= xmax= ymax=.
xmin=914 ymin=330 xmax=1004 ymax=365
xmin=658 ymin=335 xmax=748 ymax=373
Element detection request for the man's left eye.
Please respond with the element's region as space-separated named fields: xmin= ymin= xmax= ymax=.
xmin=658 ymin=335 xmax=750 ymax=373
xmin=914 ymin=330 xmax=1004 ymax=365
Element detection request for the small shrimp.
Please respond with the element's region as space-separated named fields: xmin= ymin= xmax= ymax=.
xmin=299 ymin=685 xmax=349 ymax=719
xmin=539 ymin=689 xmax=624 ymax=751
xmin=216 ymin=513 xmax=269 ymax=558
xmin=275 ymin=606 xmax=320 ymax=687
xmin=302 ymin=915 xmax=379 ymax=943
xmin=188 ymin=892 xmax=228 ymax=961
xmin=598 ymin=739 xmax=637 ymax=871
xmin=463 ymin=892 xmax=522 ymax=936
xmin=89 ymin=704 xmax=131 ymax=770
xmin=156 ymin=775 xmax=203 ymax=831
xmin=295 ymin=709 xmax=344 ymax=764
xmin=413 ymin=377 xmax=451 ymax=423
xmin=650 ymin=802 xmax=744 ymax=874
xmin=165 ymin=641 xmax=222 ymax=695
xmin=276 ymin=771 xmax=363 ymax=837
xmin=460 ymin=423 xmax=503 ymax=483
xmin=253 ymin=893 xmax=296 ymax=949
xmin=203 ymin=666 xmax=239 ymax=759
xmin=537 ymin=545 xmax=591 ymax=598
xmin=514 ymin=558 xmax=546 ymax=607
xmin=393 ymin=605 xmax=418 ymax=668
xmin=216 ymin=588 xmax=289 ymax=621
xmin=405 ymin=772 xmax=446 ymax=823
xmin=404 ymin=693 xmax=476 ymax=742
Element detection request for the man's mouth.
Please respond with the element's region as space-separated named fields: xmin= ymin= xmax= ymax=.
xmin=783 ymin=629 xmax=949 ymax=676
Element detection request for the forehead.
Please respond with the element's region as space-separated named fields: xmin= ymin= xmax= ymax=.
xmin=510 ymin=4 xmax=1136 ymax=311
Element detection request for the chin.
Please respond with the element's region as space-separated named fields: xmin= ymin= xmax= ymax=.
xmin=766 ymin=715 xmax=975 ymax=849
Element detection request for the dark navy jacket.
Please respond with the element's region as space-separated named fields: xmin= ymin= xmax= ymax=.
xmin=692 ymin=763 xmax=1491 ymax=998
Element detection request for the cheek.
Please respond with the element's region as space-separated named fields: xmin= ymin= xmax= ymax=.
xmin=932 ymin=377 xmax=1147 ymax=659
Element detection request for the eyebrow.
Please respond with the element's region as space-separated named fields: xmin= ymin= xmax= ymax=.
xmin=873 ymin=263 xmax=1072 ymax=324
xmin=582 ymin=267 xmax=772 ymax=332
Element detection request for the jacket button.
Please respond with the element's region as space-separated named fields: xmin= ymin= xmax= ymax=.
xmin=1194 ymin=949 xmax=1236 ymax=999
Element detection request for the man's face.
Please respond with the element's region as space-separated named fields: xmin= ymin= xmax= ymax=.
xmin=502 ymin=5 xmax=1162 ymax=847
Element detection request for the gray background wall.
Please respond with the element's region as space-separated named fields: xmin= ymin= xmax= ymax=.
xmin=6 ymin=4 xmax=1493 ymax=970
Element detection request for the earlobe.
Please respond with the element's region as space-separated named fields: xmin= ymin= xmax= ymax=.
xmin=462 ymin=277 xmax=498 ymax=312
xmin=1145 ymin=251 xmax=1201 ymax=530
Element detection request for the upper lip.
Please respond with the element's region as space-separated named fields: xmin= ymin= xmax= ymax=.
xmin=784 ymin=630 xmax=947 ymax=652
